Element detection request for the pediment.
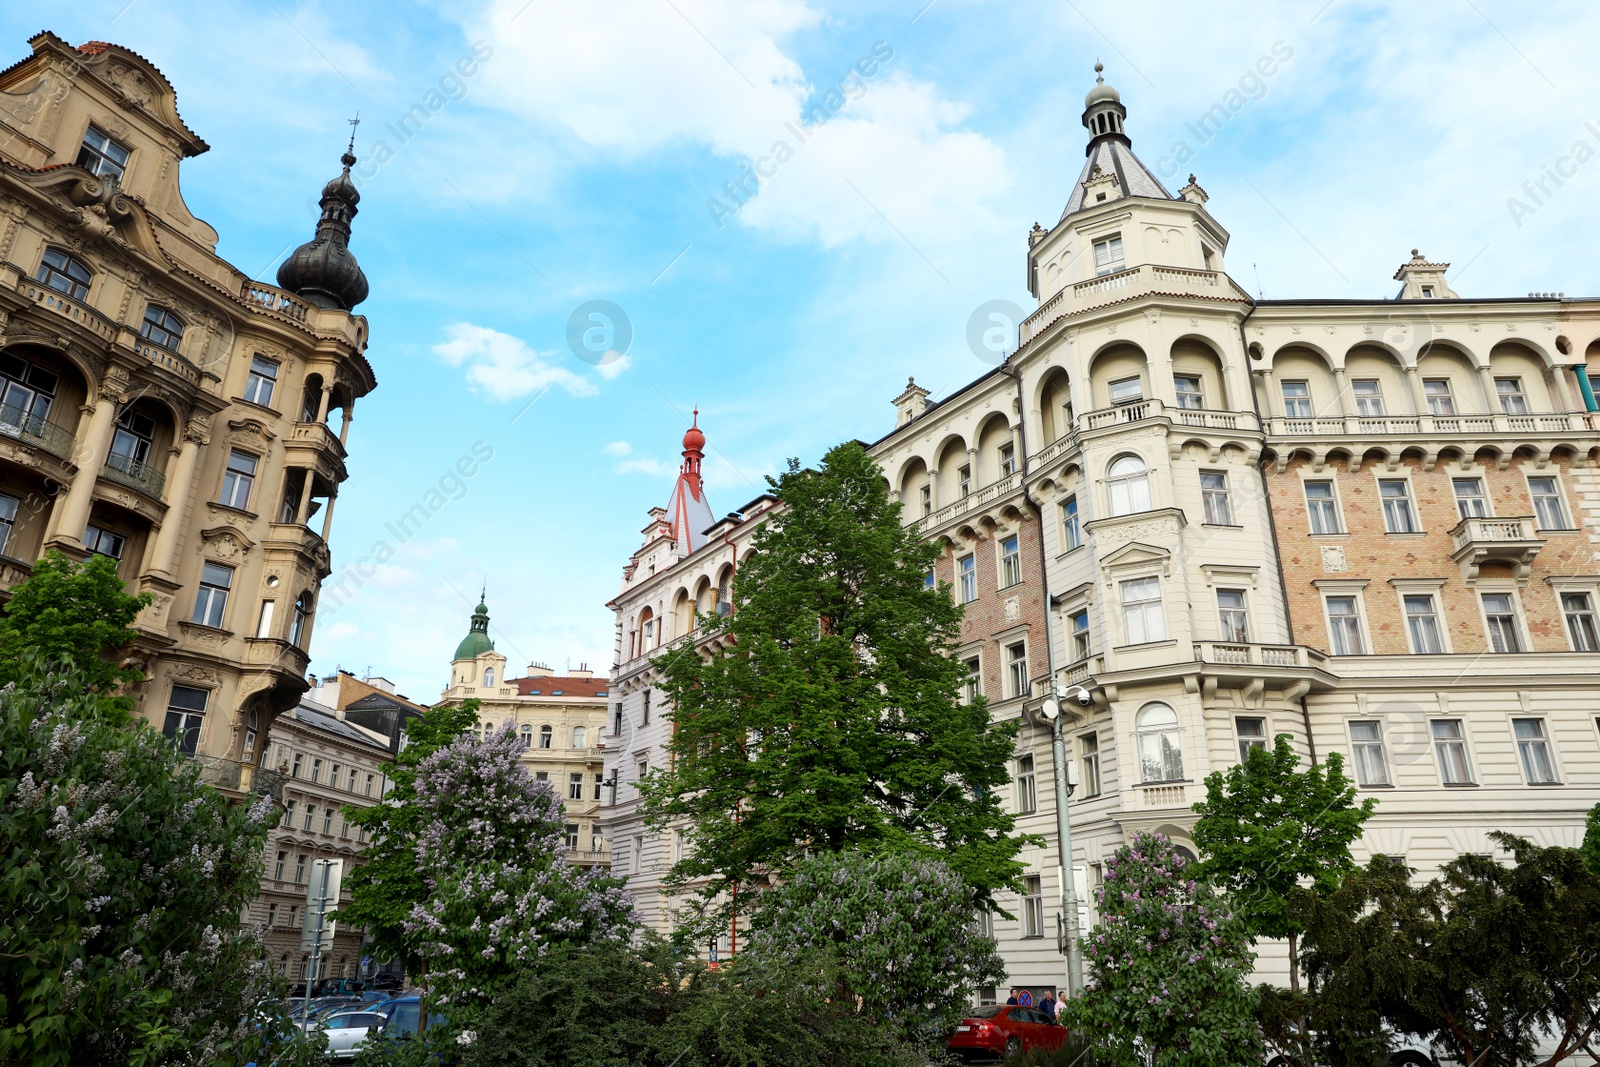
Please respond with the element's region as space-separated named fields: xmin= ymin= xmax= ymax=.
xmin=1100 ymin=540 xmax=1171 ymax=570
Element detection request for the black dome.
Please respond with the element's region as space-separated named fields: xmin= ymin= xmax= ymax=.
xmin=276 ymin=150 xmax=369 ymax=311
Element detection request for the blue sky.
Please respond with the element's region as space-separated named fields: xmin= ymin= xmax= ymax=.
xmin=10 ymin=1 xmax=1600 ymax=702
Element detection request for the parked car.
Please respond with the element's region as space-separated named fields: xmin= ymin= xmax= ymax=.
xmin=367 ymin=995 xmax=446 ymax=1037
xmin=299 ymin=998 xmax=368 ymax=1031
xmin=318 ymin=1009 xmax=389 ymax=1062
xmin=946 ymin=1005 xmax=1067 ymax=1062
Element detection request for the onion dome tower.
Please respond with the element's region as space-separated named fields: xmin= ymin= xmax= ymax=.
xmin=665 ymin=410 xmax=715 ymax=556
xmin=1059 ymin=62 xmax=1174 ymax=220
xmin=277 ymin=133 xmax=370 ymax=311
xmin=453 ymin=588 xmax=495 ymax=661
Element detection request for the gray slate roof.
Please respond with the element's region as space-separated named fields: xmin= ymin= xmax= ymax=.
xmin=1060 ymin=137 xmax=1174 ymax=220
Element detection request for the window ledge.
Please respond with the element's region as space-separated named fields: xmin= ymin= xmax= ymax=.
xmin=210 ymin=501 xmax=259 ymax=521
xmin=1526 ymin=780 xmax=1564 ymax=787
xmin=1113 ymin=639 xmax=1178 ymax=652
xmin=1441 ymin=781 xmax=1480 ymax=788
xmin=1536 ymin=526 xmax=1579 ymax=534
xmin=997 ymin=580 xmax=1026 ymax=592
xmin=1134 ymin=778 xmax=1193 ymax=788
xmin=230 ymin=396 xmax=283 ymax=418
xmin=1357 ymin=783 xmax=1396 ymax=790
xmin=1383 ymin=531 xmax=1430 ymax=538
xmin=1200 ymin=523 xmax=1243 ymax=530
xmin=1308 ymin=531 xmax=1350 ymax=537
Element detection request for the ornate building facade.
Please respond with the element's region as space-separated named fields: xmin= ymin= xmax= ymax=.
xmin=605 ymin=68 xmax=1600 ymax=994
xmin=438 ymin=596 xmax=612 ymax=868
xmin=0 ymin=33 xmax=375 ymax=799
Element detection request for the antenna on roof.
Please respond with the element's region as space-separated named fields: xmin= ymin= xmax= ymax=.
xmin=1253 ymin=263 xmax=1264 ymax=300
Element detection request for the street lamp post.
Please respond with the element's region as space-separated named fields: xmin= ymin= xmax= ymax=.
xmin=1040 ymin=696 xmax=1083 ymax=997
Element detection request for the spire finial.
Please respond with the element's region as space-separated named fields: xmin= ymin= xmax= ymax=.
xmin=343 ymin=113 xmax=360 ymax=167
xmin=1094 ymin=60 xmax=1104 ymax=83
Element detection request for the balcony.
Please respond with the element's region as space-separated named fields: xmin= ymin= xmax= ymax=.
xmin=1079 ymin=398 xmax=1259 ymax=435
xmin=0 ymin=403 xmax=75 ymax=461
xmin=1266 ymin=411 xmax=1594 ymax=441
xmin=16 ymin=277 xmax=117 ymax=343
xmin=1450 ymin=515 xmax=1543 ymax=581
xmin=1020 ymin=264 xmax=1248 ymax=345
xmin=240 ymin=281 xmax=311 ymax=324
xmin=102 ymin=450 xmax=166 ymax=498
xmin=1193 ymin=641 xmax=1325 ymax=670
xmin=909 ymin=470 xmax=1022 ymax=530
xmin=192 ymin=755 xmax=286 ymax=802
xmin=289 ymin=420 xmax=346 ymax=459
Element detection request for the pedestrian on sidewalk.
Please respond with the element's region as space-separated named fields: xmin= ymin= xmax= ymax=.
xmin=1039 ymin=990 xmax=1058 ymax=1023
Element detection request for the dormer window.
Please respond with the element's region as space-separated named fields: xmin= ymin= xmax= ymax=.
xmin=1093 ymin=235 xmax=1125 ymax=276
xmin=77 ymin=125 xmax=130 ymax=180
xmin=36 ymin=248 xmax=92 ymax=301
xmin=139 ymin=305 xmax=185 ymax=351
xmin=1420 ymin=285 xmax=1435 ymax=298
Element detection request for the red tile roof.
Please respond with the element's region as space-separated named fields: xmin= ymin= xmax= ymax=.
xmin=512 ymin=676 xmax=610 ymax=698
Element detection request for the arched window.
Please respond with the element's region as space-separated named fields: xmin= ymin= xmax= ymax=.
xmin=290 ymin=591 xmax=312 ymax=647
xmin=716 ymin=569 xmax=732 ymax=615
xmin=519 ymin=724 xmax=533 ymax=750
xmin=36 ymin=248 xmax=92 ymax=300
xmin=483 ymin=667 xmax=495 ymax=688
xmin=243 ymin=709 xmax=258 ymax=760
xmin=1136 ymin=702 xmax=1183 ymax=783
xmin=139 ymin=304 xmax=184 ymax=350
xmin=571 ymin=725 xmax=588 ymax=749
xmin=300 ymin=373 xmax=324 ymax=423
xmin=1107 ymin=455 xmax=1151 ymax=516
xmin=539 ymin=724 xmax=553 ymax=749
xmin=638 ymin=607 xmax=655 ymax=650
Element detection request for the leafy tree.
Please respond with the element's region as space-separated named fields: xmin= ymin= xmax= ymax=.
xmin=0 ymin=658 xmax=276 ymax=1066
xmin=1298 ymin=838 xmax=1600 ymax=1067
xmin=1191 ymin=733 xmax=1375 ymax=994
xmin=1062 ymin=831 xmax=1262 ymax=1067
xmin=400 ymin=725 xmax=635 ymax=1025
xmin=340 ymin=698 xmax=482 ymax=971
xmin=0 ymin=550 xmax=150 ymax=713
xmin=744 ymin=849 xmax=1004 ymax=1042
xmin=1582 ymin=801 xmax=1600 ymax=878
xmin=644 ymin=441 xmax=1027 ymax=924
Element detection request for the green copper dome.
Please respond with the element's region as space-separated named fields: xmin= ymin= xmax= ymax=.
xmin=453 ymin=594 xmax=495 ymax=660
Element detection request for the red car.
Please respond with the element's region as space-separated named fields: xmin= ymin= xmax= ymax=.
xmin=946 ymin=1004 xmax=1067 ymax=1061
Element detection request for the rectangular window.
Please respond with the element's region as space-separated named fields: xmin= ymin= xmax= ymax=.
xmin=1512 ymin=719 xmax=1557 ymax=785
xmin=1423 ymin=378 xmax=1456 ymax=415
xmin=1379 ymin=479 xmax=1418 ymax=533
xmin=1352 ymin=379 xmax=1386 ymax=416
xmin=637 ymin=761 xmax=649 ymax=784
xmin=1403 ymin=594 xmax=1445 ymax=654
xmin=924 ymin=571 xmax=936 ymax=593
xmin=83 ymin=524 xmax=126 ymax=560
xmin=162 ymin=684 xmax=208 ymax=756
xmin=1326 ymin=596 xmax=1364 ymax=655
xmin=1281 ymin=380 xmax=1313 ymax=418
xmin=1108 ymin=376 xmax=1143 ymax=404
xmin=642 ymin=689 xmax=651 ymax=726
xmin=1093 ymin=235 xmax=1125 ymax=276
xmin=999 ymin=535 xmax=1022 ymax=587
xmin=274 ymin=851 xmax=287 ymax=882
xmin=1079 ymin=732 xmax=1101 ymax=796
xmin=958 ymin=555 xmax=977 ymax=603
xmin=77 ymin=125 xmax=131 ymax=179
xmin=1495 ymin=377 xmax=1528 ymax=415
xmin=958 ymin=464 xmax=971 ymax=497
xmin=1452 ymin=477 xmax=1489 ymax=519
xmin=962 ymin=657 xmax=981 ymax=705
xmin=310 ymin=758 xmax=322 ymax=784
xmin=1304 ymin=480 xmax=1342 ymax=534
xmin=340 ymin=817 xmax=350 ymax=839
xmin=288 ymin=905 xmax=299 ymax=930
xmin=329 ymin=764 xmax=341 ymax=790
xmin=1015 ymin=754 xmax=1037 ymax=814
xmin=1235 ymin=716 xmax=1267 ymax=762
xmin=348 ymin=768 xmax=358 ymax=791
xmin=191 ymin=561 xmax=233 ymax=628
xmin=284 ymin=800 xmax=295 ymax=825
xmin=593 ymin=772 xmax=605 ymax=801
xmin=1432 ymin=719 xmax=1472 ymax=784
xmin=568 ymin=772 xmax=584 ymax=800
xmin=1482 ymin=593 xmax=1523 ymax=653
xmin=999 ymin=443 xmax=1016 ymax=477
xmin=1070 ymin=610 xmax=1091 ymax=661
xmin=322 ymin=808 xmax=333 ymax=834
xmin=1062 ymin=496 xmax=1082 ymax=550
xmin=303 ymin=804 xmax=315 ymax=831
xmin=1562 ymin=592 xmax=1600 ymax=651
xmin=221 ymin=450 xmax=258 ymax=510
xmin=1217 ymin=589 xmax=1249 ymax=643
xmin=243 ymin=356 xmax=279 ymax=407
xmin=365 ymin=773 xmax=375 ymax=796
xmin=1120 ymin=577 xmax=1165 ymax=645
xmin=1022 ymin=875 xmax=1044 ymax=937
xmin=294 ymin=855 xmax=307 ymax=883
xmin=919 ymin=485 xmax=931 ymax=516
xmin=291 ymin=753 xmax=302 ymax=778
xmin=1006 ymin=642 xmax=1029 ymax=699
xmin=1349 ymin=721 xmax=1391 ymax=786
xmin=565 ymin=823 xmax=580 ymax=848
xmin=0 ymin=492 xmax=17 ymax=556
xmin=1200 ymin=471 xmax=1232 ymax=525
xmin=1174 ymin=375 xmax=1204 ymax=410
xmin=1528 ymin=476 xmax=1570 ymax=530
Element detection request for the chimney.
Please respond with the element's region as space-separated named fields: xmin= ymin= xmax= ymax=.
xmin=570 ymin=661 xmax=594 ymax=680
xmin=526 ymin=662 xmax=554 ymax=677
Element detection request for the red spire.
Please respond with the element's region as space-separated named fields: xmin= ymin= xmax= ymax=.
xmin=680 ymin=409 xmax=704 ymax=498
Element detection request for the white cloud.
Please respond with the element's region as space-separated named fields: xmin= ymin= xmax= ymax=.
xmin=431 ymin=321 xmax=595 ymax=401
xmin=595 ymin=353 xmax=633 ymax=380
xmin=602 ymin=440 xmax=633 ymax=456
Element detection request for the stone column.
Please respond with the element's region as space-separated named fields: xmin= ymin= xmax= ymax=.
xmin=294 ymin=469 xmax=316 ymax=525
xmin=148 ymin=415 xmax=210 ymax=578
xmin=47 ymin=370 xmax=126 ymax=546
xmin=338 ymin=401 xmax=354 ymax=445
xmin=314 ymin=383 xmax=334 ymax=424
xmin=1403 ymin=365 xmax=1432 ymax=431
xmin=1332 ymin=366 xmax=1356 ymax=432
xmin=927 ymin=468 xmax=940 ymax=511
xmin=319 ymin=492 xmax=338 ymax=541
xmin=1254 ymin=368 xmax=1279 ymax=423
xmin=966 ymin=447 xmax=979 ymax=494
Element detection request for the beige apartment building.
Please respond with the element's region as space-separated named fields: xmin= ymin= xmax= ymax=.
xmin=438 ymin=596 xmax=612 ymax=868
xmin=605 ymin=68 xmax=1600 ymax=995
xmin=0 ymin=32 xmax=376 ymax=800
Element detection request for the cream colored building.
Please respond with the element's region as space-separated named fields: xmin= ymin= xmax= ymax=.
xmin=438 ymin=595 xmax=611 ymax=868
xmin=0 ymin=33 xmax=376 ymax=800
xmin=606 ymin=67 xmax=1600 ymax=997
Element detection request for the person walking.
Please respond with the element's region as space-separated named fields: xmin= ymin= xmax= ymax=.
xmin=1039 ymin=990 xmax=1058 ymax=1023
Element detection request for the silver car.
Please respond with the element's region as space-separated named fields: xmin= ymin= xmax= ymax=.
xmin=317 ymin=1010 xmax=387 ymax=1062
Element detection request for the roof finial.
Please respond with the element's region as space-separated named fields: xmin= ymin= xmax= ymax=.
xmin=343 ymin=113 xmax=360 ymax=166
xmin=1094 ymin=60 xmax=1104 ymax=84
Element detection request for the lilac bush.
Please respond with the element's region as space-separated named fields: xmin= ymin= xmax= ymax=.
xmin=1061 ymin=831 xmax=1261 ymax=1067
xmin=402 ymin=724 xmax=635 ymax=1020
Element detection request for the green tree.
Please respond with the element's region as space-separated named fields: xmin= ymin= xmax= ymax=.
xmin=643 ymin=442 xmax=1027 ymax=923
xmin=339 ymin=698 xmax=482 ymax=972
xmin=1191 ymin=734 xmax=1375 ymax=994
xmin=0 ymin=659 xmax=276 ymax=1066
xmin=745 ymin=850 xmax=1005 ymax=1042
xmin=1581 ymin=801 xmax=1600 ymax=878
xmin=0 ymin=550 xmax=150 ymax=713
xmin=1062 ymin=831 xmax=1261 ymax=1067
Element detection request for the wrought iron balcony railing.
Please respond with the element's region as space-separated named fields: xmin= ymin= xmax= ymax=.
xmin=0 ymin=403 xmax=75 ymax=460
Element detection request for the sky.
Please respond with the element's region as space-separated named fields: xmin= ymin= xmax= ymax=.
xmin=9 ymin=1 xmax=1600 ymax=703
